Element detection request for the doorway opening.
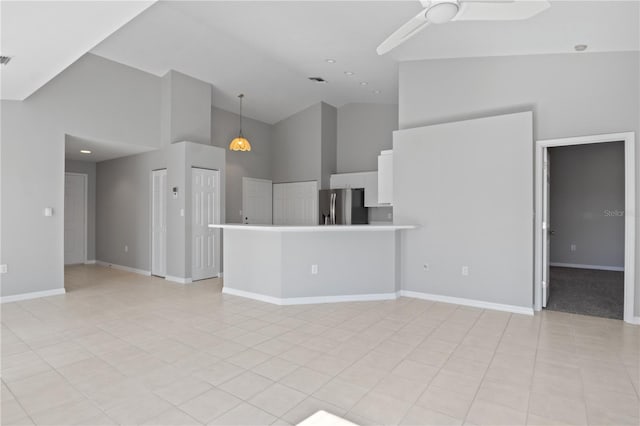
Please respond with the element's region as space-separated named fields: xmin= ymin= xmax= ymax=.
xmin=546 ymin=142 xmax=624 ymax=319
xmin=534 ymin=132 xmax=636 ymax=323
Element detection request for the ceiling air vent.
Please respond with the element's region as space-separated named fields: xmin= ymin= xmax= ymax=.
xmin=0 ymin=56 xmax=12 ymax=66
xmin=308 ymin=76 xmax=327 ymax=83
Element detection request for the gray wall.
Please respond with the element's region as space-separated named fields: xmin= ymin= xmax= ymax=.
xmin=394 ymin=112 xmax=534 ymax=309
xmin=549 ymin=142 xmax=625 ymax=268
xmin=161 ymin=70 xmax=212 ymax=146
xmin=272 ymin=103 xmax=322 ymax=184
xmin=96 ymin=142 xmax=225 ymax=278
xmin=320 ymin=103 xmax=337 ymax=190
xmin=398 ymin=51 xmax=639 ymax=315
xmin=96 ymin=150 xmax=165 ymax=271
xmin=65 ymin=159 xmax=97 ymax=261
xmin=1 ymin=53 xmax=161 ymax=297
xmin=211 ymin=106 xmax=273 ymax=223
xmin=337 ymin=103 xmax=398 ymax=173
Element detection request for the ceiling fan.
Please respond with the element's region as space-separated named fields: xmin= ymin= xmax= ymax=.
xmin=377 ymin=0 xmax=551 ymax=55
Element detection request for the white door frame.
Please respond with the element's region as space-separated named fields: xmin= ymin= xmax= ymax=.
xmin=534 ymin=132 xmax=636 ymax=324
xmin=64 ymin=172 xmax=88 ymax=264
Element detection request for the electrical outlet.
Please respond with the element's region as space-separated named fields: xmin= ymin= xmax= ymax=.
xmin=124 ymin=245 xmax=128 ymax=253
xmin=0 ymin=264 xmax=7 ymax=274
xmin=570 ymin=244 xmax=577 ymax=252
xmin=311 ymin=264 xmax=318 ymax=275
xmin=461 ymin=266 xmax=469 ymax=276
xmin=423 ymin=263 xmax=429 ymax=271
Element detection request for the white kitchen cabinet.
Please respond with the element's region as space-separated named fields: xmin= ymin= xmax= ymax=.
xmin=330 ymin=171 xmax=381 ymax=207
xmin=377 ymin=150 xmax=393 ymax=205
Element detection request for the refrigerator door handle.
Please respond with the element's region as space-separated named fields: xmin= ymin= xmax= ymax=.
xmin=330 ymin=193 xmax=336 ymax=225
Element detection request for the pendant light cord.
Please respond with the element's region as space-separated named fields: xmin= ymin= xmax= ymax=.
xmin=238 ymin=94 xmax=244 ymax=137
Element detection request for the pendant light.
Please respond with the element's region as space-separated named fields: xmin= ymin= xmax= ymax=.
xmin=229 ymin=94 xmax=251 ymax=152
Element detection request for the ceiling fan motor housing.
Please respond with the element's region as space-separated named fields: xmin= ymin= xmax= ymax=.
xmin=425 ymin=0 xmax=460 ymax=24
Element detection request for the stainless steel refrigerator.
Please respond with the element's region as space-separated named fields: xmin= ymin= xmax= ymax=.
xmin=319 ymin=189 xmax=368 ymax=225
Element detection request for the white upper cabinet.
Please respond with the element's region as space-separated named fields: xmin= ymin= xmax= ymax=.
xmin=377 ymin=150 xmax=393 ymax=205
xmin=330 ymin=171 xmax=381 ymax=207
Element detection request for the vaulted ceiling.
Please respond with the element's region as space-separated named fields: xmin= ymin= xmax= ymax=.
xmin=3 ymin=1 xmax=639 ymax=124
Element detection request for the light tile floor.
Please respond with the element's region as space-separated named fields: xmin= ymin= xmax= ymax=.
xmin=1 ymin=265 xmax=639 ymax=426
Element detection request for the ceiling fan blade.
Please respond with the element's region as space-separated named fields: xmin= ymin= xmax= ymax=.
xmin=454 ymin=0 xmax=550 ymax=21
xmin=377 ymin=8 xmax=429 ymax=55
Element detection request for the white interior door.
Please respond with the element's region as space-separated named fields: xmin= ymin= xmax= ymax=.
xmin=542 ymin=148 xmax=551 ymax=307
xmin=242 ymin=177 xmax=272 ymax=224
xmin=273 ymin=181 xmax=318 ymax=225
xmin=192 ymin=168 xmax=220 ymax=281
xmin=151 ymin=169 xmax=167 ymax=277
xmin=64 ymin=173 xmax=87 ymax=265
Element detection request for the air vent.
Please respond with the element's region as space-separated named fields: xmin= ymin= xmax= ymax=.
xmin=0 ymin=56 xmax=12 ymax=66
xmin=308 ymin=77 xmax=327 ymax=83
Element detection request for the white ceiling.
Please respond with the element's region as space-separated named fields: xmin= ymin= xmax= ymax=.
xmin=65 ymin=134 xmax=156 ymax=163
xmin=0 ymin=0 xmax=155 ymax=100
xmin=3 ymin=1 xmax=639 ymax=124
xmin=90 ymin=0 xmax=640 ymax=124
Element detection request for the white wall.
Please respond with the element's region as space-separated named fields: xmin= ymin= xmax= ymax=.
xmin=1 ymin=53 xmax=161 ymax=297
xmin=337 ymin=103 xmax=398 ymax=173
xmin=65 ymin=159 xmax=97 ymax=261
xmin=211 ymin=106 xmax=273 ymax=223
xmin=272 ymin=103 xmax=322 ymax=184
xmin=398 ymin=51 xmax=640 ymax=315
xmin=162 ymin=70 xmax=212 ymax=146
xmin=394 ymin=112 xmax=534 ymax=309
xmin=96 ymin=142 xmax=225 ymax=279
xmin=549 ymin=142 xmax=625 ymax=268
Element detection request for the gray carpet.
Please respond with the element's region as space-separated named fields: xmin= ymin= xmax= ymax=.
xmin=546 ymin=267 xmax=624 ymax=320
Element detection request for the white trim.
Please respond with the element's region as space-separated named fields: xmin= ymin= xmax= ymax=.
xmin=534 ymin=132 xmax=636 ymax=324
xmin=165 ymin=276 xmax=193 ymax=284
xmin=1 ymin=288 xmax=66 ymax=304
xmin=95 ymin=260 xmax=151 ymax=276
xmin=629 ymin=317 xmax=640 ymax=325
xmin=84 ymin=259 xmax=96 ymax=265
xmin=400 ymin=290 xmax=534 ymax=316
xmin=217 ymin=272 xmax=224 ymax=278
xmin=549 ymin=262 xmax=624 ymax=272
xmin=222 ymin=287 xmax=399 ymax=305
xmin=209 ymin=224 xmax=416 ymax=232
xmin=65 ymin=172 xmax=88 ymax=265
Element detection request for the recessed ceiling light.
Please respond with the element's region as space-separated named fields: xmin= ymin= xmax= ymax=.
xmin=80 ymin=150 xmax=92 ymax=154
xmin=325 ymin=59 xmax=336 ymax=64
xmin=574 ymin=44 xmax=588 ymax=52
xmin=372 ymin=90 xmax=381 ymax=94
xmin=344 ymin=71 xmax=355 ymax=76
xmin=360 ymin=82 xmax=368 ymax=86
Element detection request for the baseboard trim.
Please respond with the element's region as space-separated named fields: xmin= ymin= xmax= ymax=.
xmin=96 ymin=261 xmax=151 ymax=276
xmin=400 ymin=290 xmax=534 ymax=316
xmin=550 ymin=262 xmax=624 ymax=272
xmin=1 ymin=288 xmax=66 ymax=304
xmin=222 ymin=287 xmax=399 ymax=305
xmin=628 ymin=316 xmax=640 ymax=325
xmin=84 ymin=260 xmax=96 ymax=265
xmin=218 ymin=272 xmax=224 ymax=278
xmin=165 ymin=276 xmax=193 ymax=284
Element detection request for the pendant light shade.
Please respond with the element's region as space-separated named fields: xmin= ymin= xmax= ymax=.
xmin=229 ymin=94 xmax=251 ymax=152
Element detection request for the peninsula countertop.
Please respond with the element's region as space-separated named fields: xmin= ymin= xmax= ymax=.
xmin=208 ymin=224 xmax=416 ymax=232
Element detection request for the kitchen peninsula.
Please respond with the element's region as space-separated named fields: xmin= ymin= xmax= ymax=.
xmin=208 ymin=224 xmax=415 ymax=305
